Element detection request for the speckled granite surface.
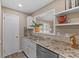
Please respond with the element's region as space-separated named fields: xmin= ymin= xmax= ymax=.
xmin=23 ymin=36 xmax=79 ymax=58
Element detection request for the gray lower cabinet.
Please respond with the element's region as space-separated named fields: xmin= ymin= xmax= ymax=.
xmin=37 ymin=44 xmax=59 ymax=58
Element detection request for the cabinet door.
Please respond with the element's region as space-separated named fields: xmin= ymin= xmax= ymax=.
xmin=37 ymin=45 xmax=58 ymax=58
xmin=22 ymin=38 xmax=36 ymax=58
xmin=22 ymin=39 xmax=30 ymax=56
xmin=28 ymin=41 xmax=36 ymax=58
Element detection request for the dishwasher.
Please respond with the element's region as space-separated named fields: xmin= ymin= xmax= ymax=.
xmin=36 ymin=44 xmax=59 ymax=58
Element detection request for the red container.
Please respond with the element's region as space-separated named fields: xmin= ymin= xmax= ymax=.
xmin=58 ymin=16 xmax=66 ymax=24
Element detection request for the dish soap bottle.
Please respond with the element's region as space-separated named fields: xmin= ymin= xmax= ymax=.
xmin=70 ymin=33 xmax=77 ymax=48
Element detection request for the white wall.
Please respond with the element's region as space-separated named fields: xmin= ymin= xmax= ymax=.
xmin=32 ymin=0 xmax=65 ymax=16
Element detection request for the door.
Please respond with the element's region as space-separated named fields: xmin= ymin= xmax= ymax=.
xmin=3 ymin=13 xmax=19 ymax=57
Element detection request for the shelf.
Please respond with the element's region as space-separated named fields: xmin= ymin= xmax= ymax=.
xmin=56 ymin=23 xmax=79 ymax=26
xmin=55 ymin=6 xmax=79 ymax=16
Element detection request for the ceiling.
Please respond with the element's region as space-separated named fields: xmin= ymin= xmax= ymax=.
xmin=2 ymin=0 xmax=54 ymax=14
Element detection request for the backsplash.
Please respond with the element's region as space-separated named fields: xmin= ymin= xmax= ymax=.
xmin=31 ymin=32 xmax=79 ymax=45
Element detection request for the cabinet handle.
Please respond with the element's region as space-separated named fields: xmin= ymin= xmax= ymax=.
xmin=40 ymin=50 xmax=47 ymax=53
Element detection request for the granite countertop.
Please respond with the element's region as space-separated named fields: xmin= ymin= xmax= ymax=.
xmin=24 ymin=37 xmax=79 ymax=58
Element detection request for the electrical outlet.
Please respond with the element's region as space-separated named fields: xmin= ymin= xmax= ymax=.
xmin=57 ymin=32 xmax=60 ymax=36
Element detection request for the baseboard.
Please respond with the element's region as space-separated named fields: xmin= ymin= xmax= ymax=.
xmin=22 ymin=51 xmax=29 ymax=58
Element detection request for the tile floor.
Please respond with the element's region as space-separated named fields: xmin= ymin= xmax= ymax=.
xmin=5 ymin=52 xmax=27 ymax=58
